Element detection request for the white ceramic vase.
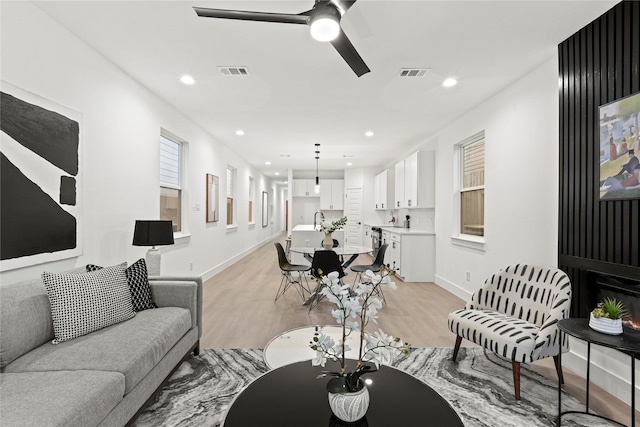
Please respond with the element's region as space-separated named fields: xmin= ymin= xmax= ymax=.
xmin=327 ymin=385 xmax=370 ymax=423
xmin=589 ymin=312 xmax=623 ymax=335
xmin=323 ymin=233 xmax=334 ymax=250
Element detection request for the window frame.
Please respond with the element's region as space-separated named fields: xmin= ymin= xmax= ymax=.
xmin=159 ymin=130 xmax=188 ymax=236
xmin=451 ymin=131 xmax=485 ymax=251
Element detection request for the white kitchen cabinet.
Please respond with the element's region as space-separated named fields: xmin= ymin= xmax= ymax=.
xmin=374 ymin=169 xmax=393 ymax=210
xmin=380 ymin=229 xmax=434 ymax=282
xmin=293 ymin=179 xmax=318 ymax=197
xmin=394 ymin=160 xmax=405 ymax=209
xmin=393 ymin=151 xmax=435 ymax=209
xmin=387 ymin=232 xmax=402 ymax=276
xmin=320 ymin=179 xmax=344 ymax=210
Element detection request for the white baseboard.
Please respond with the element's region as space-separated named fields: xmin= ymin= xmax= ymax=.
xmin=434 ymin=274 xmax=472 ymax=302
xmin=200 ymin=232 xmax=281 ymax=282
xmin=562 ymin=342 xmax=639 ymax=408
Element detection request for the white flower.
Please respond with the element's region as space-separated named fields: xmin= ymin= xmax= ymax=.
xmin=331 ymin=308 xmax=345 ymax=324
xmin=308 ymin=267 xmax=408 ymax=375
xmin=312 ymin=350 xmax=328 ymax=367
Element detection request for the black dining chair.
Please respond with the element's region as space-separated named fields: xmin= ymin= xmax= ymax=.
xmin=350 ymin=243 xmax=389 ymax=304
xmin=308 ymin=250 xmax=346 ymax=311
xmin=274 ymin=242 xmax=311 ymax=302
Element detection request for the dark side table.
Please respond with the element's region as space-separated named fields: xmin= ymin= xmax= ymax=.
xmin=557 ymin=318 xmax=640 ymax=427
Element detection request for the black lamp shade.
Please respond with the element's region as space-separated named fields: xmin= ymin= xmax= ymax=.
xmin=133 ymin=220 xmax=175 ymax=247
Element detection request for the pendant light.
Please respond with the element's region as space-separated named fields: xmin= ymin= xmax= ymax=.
xmin=314 ymin=144 xmax=321 ymax=194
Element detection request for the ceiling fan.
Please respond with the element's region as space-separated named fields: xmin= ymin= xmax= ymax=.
xmin=193 ymin=1 xmax=370 ymax=77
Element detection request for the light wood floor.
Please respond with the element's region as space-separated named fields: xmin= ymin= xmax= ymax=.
xmin=201 ymin=233 xmax=637 ymax=426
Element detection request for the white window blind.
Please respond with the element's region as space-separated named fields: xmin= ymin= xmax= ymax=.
xmin=160 ymin=135 xmax=180 ymax=187
xmin=462 ymin=140 xmax=485 ymax=190
xmin=460 ymin=136 xmax=485 ymax=237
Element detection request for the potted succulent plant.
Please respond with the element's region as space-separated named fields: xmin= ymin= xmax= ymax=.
xmin=589 ymin=297 xmax=629 ymax=335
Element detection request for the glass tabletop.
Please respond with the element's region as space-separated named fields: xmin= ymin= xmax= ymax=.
xmin=222 ymin=359 xmax=464 ymax=427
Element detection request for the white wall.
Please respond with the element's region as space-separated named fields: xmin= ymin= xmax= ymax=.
xmin=411 ymin=56 xmax=638 ymax=408
xmin=422 ymin=58 xmax=559 ymax=300
xmin=0 ymin=2 xmax=282 ymax=285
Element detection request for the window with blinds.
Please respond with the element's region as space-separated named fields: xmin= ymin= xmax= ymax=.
xmin=226 ymin=166 xmax=236 ymax=226
xmin=160 ymin=134 xmax=182 ymax=232
xmin=460 ymin=136 xmax=485 ymax=237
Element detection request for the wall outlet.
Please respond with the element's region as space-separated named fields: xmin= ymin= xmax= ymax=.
xmin=466 ymin=272 xmax=470 ymax=281
xmin=189 ymin=262 xmax=193 ymax=272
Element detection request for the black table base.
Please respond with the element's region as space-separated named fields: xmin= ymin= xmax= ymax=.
xmin=556 ymin=319 xmax=639 ymax=427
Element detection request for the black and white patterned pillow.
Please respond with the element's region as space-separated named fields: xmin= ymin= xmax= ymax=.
xmin=87 ymin=259 xmax=156 ymax=312
xmin=42 ymin=263 xmax=135 ymax=344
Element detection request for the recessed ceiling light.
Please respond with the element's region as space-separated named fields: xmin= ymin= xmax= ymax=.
xmin=275 ymin=172 xmax=280 ymax=176
xmin=442 ymin=78 xmax=457 ymax=87
xmin=235 ymin=130 xmax=245 ymax=136
xmin=180 ymin=75 xmax=195 ymax=85
xmin=365 ymin=131 xmax=374 ymax=137
xmin=346 ymin=162 xmax=353 ymax=166
xmin=265 ymin=161 xmax=271 ymax=165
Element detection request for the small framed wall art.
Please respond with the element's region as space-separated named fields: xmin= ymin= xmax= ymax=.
xmin=206 ymin=173 xmax=219 ymax=222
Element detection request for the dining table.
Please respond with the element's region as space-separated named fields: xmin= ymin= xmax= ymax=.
xmin=289 ymin=244 xmax=373 ymax=269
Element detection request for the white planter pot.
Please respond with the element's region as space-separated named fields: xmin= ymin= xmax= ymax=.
xmin=328 ymin=385 xmax=369 ymax=422
xmin=589 ymin=313 xmax=623 ymax=335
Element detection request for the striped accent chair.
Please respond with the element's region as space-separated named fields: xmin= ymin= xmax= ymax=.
xmin=447 ymin=264 xmax=572 ymax=400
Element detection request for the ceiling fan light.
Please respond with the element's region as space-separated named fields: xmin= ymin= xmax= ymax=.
xmin=310 ymin=15 xmax=340 ymax=42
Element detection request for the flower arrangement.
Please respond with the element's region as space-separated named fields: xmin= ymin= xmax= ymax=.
xmin=319 ymin=216 xmax=348 ymax=234
xmin=309 ymin=267 xmax=410 ymax=394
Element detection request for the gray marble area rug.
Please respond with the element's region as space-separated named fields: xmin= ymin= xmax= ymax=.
xmin=132 ymin=347 xmax=612 ymax=427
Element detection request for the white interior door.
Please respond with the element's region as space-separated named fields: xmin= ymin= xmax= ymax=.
xmin=345 ymin=187 xmax=363 ymax=246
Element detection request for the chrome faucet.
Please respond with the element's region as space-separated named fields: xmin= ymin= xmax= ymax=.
xmin=313 ymin=211 xmax=324 ymax=230
xmin=389 ymin=211 xmax=396 ymax=224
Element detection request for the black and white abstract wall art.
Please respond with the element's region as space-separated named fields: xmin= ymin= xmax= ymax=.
xmin=0 ymin=81 xmax=83 ymax=271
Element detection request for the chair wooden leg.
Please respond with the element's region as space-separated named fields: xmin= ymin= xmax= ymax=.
xmin=511 ymin=361 xmax=521 ymax=400
xmin=452 ymin=336 xmax=462 ymax=362
xmin=553 ymin=355 xmax=564 ymax=384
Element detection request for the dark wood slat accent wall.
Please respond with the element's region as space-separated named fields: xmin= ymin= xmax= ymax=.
xmin=558 ymin=0 xmax=640 ymax=317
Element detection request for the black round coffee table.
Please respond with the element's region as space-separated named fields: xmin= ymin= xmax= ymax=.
xmin=222 ymin=359 xmax=464 ymax=426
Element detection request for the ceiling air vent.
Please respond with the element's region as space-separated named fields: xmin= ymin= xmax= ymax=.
xmin=218 ymin=66 xmax=250 ymax=76
xmin=398 ymin=68 xmax=431 ymax=78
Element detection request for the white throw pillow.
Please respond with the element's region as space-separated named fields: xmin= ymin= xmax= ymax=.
xmin=42 ymin=263 xmax=135 ymax=344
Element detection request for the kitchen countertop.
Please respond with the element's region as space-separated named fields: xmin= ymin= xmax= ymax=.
xmin=367 ymin=224 xmax=435 ymax=235
xmin=292 ymin=225 xmax=345 ymax=232
xmin=291 ymin=224 xmax=320 ymax=232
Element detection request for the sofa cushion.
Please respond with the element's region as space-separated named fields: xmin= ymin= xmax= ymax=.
xmin=0 ymin=278 xmax=55 ymax=370
xmin=448 ymin=308 xmax=539 ymax=363
xmin=4 ymin=307 xmax=192 ymax=394
xmin=87 ymin=258 xmax=157 ymax=312
xmin=0 ymin=370 xmax=124 ymax=427
xmin=42 ymin=263 xmax=135 ymax=344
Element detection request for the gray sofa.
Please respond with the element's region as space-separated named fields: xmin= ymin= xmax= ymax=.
xmin=0 ymin=267 xmax=202 ymax=427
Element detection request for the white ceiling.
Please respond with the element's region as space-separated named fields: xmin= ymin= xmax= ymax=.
xmin=33 ymin=0 xmax=617 ymax=178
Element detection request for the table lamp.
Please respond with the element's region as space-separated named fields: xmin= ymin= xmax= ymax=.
xmin=132 ymin=220 xmax=174 ymax=276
